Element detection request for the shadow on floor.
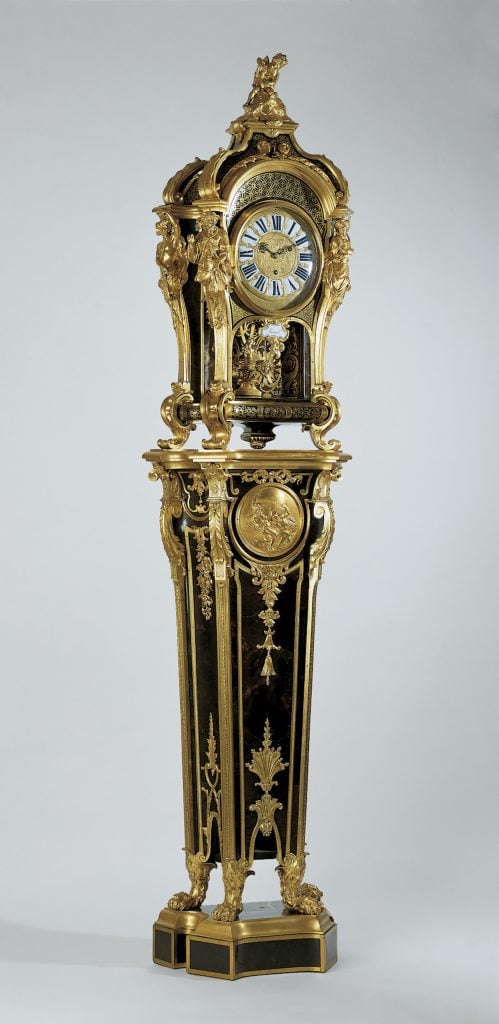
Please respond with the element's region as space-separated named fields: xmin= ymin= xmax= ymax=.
xmin=0 ymin=918 xmax=151 ymax=968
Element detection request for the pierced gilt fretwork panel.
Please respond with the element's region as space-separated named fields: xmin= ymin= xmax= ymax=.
xmin=228 ymin=172 xmax=325 ymax=230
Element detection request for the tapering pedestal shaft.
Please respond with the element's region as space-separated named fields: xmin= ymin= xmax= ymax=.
xmin=145 ymin=449 xmax=348 ymax=978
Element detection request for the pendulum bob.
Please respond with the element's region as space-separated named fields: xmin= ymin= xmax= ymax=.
xmin=145 ymin=449 xmax=349 ymax=978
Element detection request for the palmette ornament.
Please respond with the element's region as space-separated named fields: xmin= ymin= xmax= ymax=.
xmin=145 ymin=53 xmax=352 ymax=980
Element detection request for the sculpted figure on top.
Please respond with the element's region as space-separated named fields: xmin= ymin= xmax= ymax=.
xmin=243 ymin=52 xmax=289 ymax=121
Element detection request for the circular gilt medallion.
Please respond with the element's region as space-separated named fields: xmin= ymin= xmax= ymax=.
xmin=236 ymin=484 xmax=304 ymax=558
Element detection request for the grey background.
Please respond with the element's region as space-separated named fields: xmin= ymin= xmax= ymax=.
xmin=1 ymin=1 xmax=498 ymax=1020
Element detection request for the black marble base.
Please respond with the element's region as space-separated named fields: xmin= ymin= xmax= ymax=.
xmin=153 ymin=901 xmax=337 ymax=980
xmin=153 ymin=907 xmax=208 ymax=969
xmin=153 ymin=925 xmax=189 ymax=968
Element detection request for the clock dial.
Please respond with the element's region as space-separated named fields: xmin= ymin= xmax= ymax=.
xmin=233 ymin=204 xmax=321 ymax=313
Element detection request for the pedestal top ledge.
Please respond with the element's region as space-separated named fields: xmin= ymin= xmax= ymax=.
xmin=143 ymin=448 xmax=352 ymax=471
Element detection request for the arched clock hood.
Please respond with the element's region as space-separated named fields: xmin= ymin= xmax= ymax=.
xmin=153 ymin=53 xmax=352 ymax=452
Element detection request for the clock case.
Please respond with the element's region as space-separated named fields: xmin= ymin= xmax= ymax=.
xmin=146 ymin=56 xmax=352 ymax=980
xmin=154 ymin=91 xmax=351 ymax=452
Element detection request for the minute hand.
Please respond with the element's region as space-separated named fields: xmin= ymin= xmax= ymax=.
xmin=274 ymin=243 xmax=295 ymax=256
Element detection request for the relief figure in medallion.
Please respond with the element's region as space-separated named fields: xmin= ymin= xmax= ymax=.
xmin=249 ymin=497 xmax=296 ymax=553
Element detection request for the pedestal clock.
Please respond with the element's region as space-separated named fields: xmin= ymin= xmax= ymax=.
xmin=144 ymin=53 xmax=352 ymax=980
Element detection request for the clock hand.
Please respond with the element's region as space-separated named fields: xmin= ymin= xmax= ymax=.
xmin=258 ymin=245 xmax=281 ymax=259
xmin=274 ymin=243 xmax=295 ymax=256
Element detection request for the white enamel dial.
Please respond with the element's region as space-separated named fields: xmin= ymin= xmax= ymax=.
xmin=232 ymin=203 xmax=322 ymax=313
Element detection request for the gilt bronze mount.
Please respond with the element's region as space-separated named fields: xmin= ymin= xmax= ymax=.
xmin=144 ymin=54 xmax=352 ymax=980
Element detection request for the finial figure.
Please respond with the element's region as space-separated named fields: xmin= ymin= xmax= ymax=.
xmin=243 ymin=53 xmax=289 ymax=121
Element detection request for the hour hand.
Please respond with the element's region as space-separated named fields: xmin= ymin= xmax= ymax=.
xmin=258 ymin=242 xmax=271 ymax=255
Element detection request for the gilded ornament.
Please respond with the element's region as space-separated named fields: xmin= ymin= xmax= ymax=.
xmin=323 ymin=216 xmax=353 ymax=322
xmin=162 ymin=156 xmax=205 ymax=205
xmin=226 ymin=170 xmax=325 ymax=230
xmin=228 ymin=400 xmax=328 ymax=424
xmin=186 ymin=212 xmax=232 ymax=330
xmin=203 ymin=465 xmax=234 ymax=582
xmin=250 ymin=561 xmax=287 ymax=686
xmin=308 ymin=382 xmax=342 ymax=452
xmin=185 ymin=471 xmax=208 ymax=514
xmin=211 ymin=857 xmax=255 ymax=922
xmin=240 ymin=469 xmax=303 ymax=485
xmin=232 ymin=321 xmax=287 ymax=397
xmin=277 ymin=852 xmax=325 ymax=916
xmin=159 ymin=381 xmax=195 ymax=450
xmin=155 ymin=467 xmax=186 ymax=581
xmin=202 ymin=462 xmax=229 ymax=501
xmin=193 ymin=527 xmax=213 ymax=620
xmin=201 ymin=713 xmax=221 ymax=856
xmin=167 ymin=849 xmax=215 ymax=912
xmin=155 ymin=210 xmax=188 ymax=304
xmin=199 ymin=380 xmax=234 ymax=450
xmin=242 ymin=53 xmax=289 ymax=123
xmin=246 ymin=719 xmax=288 ymax=859
xmin=236 ymin=483 xmax=303 ymax=557
xmin=202 ymin=463 xmax=237 ymax=864
xmin=154 ymin=210 xmax=192 ymax=387
xmin=309 ymin=473 xmax=336 ymax=578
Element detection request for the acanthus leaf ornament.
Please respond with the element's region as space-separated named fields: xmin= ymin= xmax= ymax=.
xmin=159 ymin=381 xmax=195 ymax=450
xmin=153 ymin=466 xmax=186 ymax=581
xmin=307 ymin=382 xmax=342 ymax=452
xmin=246 ymin=719 xmax=288 ymax=860
xmin=199 ymin=380 xmax=234 ymax=450
xmin=309 ymin=471 xmax=336 ymax=578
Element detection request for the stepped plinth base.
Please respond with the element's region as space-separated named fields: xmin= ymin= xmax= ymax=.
xmin=153 ymin=900 xmax=337 ymax=980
